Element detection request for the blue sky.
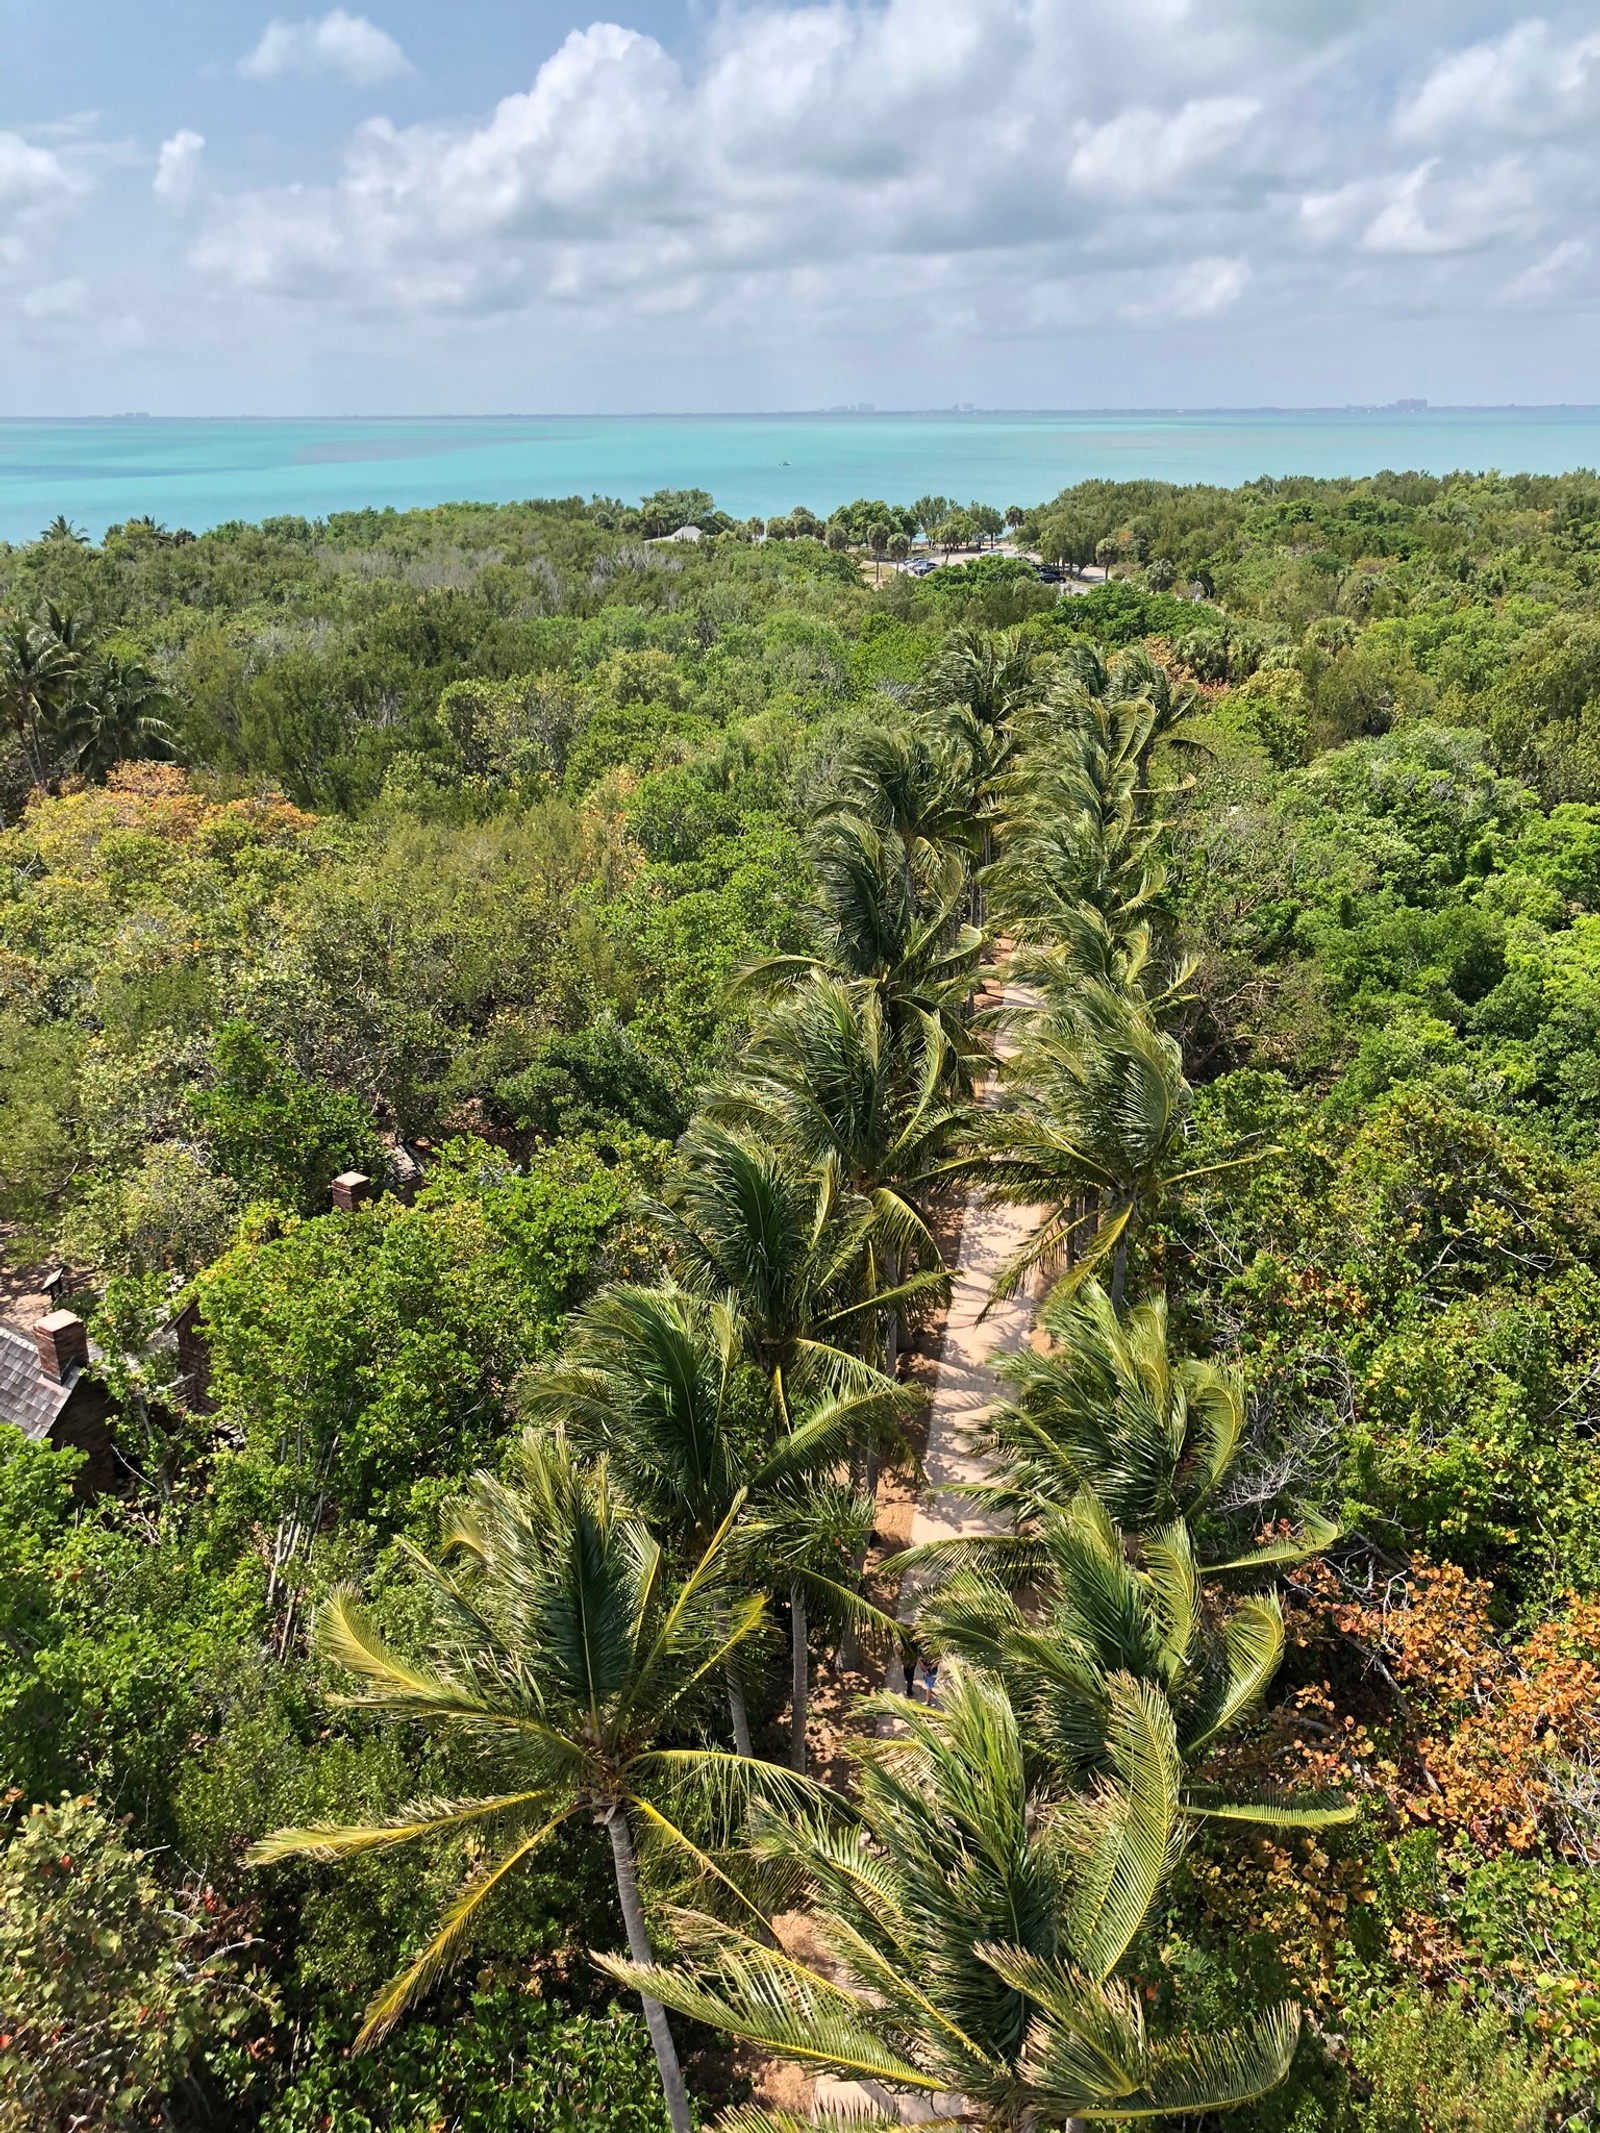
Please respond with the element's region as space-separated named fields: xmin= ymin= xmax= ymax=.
xmin=2 ymin=1 xmax=1598 ymax=413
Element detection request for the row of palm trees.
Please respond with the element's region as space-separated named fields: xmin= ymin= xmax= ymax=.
xmin=0 ymin=597 xmax=173 ymax=794
xmin=254 ymin=630 xmax=1348 ymax=2129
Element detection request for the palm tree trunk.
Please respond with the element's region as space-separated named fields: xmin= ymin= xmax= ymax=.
xmin=711 ymin=1598 xmax=754 ymax=1757
xmin=790 ymin=1579 xmax=808 ymax=1774
xmin=1110 ymin=1227 xmax=1130 ymax=1313
xmin=605 ymin=1806 xmax=693 ymax=2133
xmin=839 ymin=1239 xmax=897 ymax=1676
xmin=725 ymin=1661 xmax=754 ymax=1759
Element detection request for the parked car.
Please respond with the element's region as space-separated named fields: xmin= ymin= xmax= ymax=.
xmin=1034 ymin=563 xmax=1066 ymax=582
xmin=907 ymin=558 xmax=936 ymax=577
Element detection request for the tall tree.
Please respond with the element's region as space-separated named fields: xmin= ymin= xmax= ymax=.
xmin=65 ymin=653 xmax=174 ymax=780
xmin=712 ymin=978 xmax=967 ymax=1376
xmin=737 ymin=812 xmax=985 ymax=1077
xmin=0 ymin=615 xmax=77 ymax=787
xmin=605 ymin=1670 xmax=1305 ymax=2128
xmin=828 ymin=720 xmax=984 ymax=875
xmin=251 ymin=1435 xmax=822 ymax=2133
xmin=893 ymin=1281 xmax=1348 ymax=1812
xmin=979 ymin=982 xmax=1256 ymax=1307
xmin=522 ymin=1282 xmax=901 ymax=1757
xmin=655 ymin=1122 xmax=912 ymax=1767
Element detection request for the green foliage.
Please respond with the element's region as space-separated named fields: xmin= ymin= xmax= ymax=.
xmin=0 ymin=1015 xmax=83 ymax=1247
xmin=10 ymin=471 xmax=1600 ymax=2130
xmin=496 ymin=1015 xmax=685 ymax=1144
xmin=0 ymin=1794 xmax=273 ymax=2133
xmin=1053 ymin=582 xmax=1212 ymax=645
xmin=1348 ymin=1992 xmax=1558 ymax=2133
xmin=261 ymin=1991 xmax=675 ymax=2133
xmin=196 ymin=1161 xmax=621 ymax=1537
xmin=191 ymin=1018 xmax=385 ymax=1212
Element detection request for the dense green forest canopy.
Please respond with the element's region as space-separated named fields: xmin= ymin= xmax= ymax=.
xmin=3 ymin=467 xmax=1600 ymax=2132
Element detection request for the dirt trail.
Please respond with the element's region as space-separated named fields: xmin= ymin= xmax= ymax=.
xmin=889 ymin=974 xmax=1042 ymax=1663
xmin=810 ymin=981 xmax=1043 ymax=2124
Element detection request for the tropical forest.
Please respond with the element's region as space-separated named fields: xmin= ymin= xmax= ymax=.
xmin=5 ymin=469 xmax=1600 ymax=2133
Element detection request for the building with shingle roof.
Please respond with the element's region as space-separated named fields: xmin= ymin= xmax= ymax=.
xmin=0 ymin=1311 xmax=117 ymax=1492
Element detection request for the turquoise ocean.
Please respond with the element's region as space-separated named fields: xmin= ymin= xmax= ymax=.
xmin=2 ymin=407 xmax=1599 ymax=544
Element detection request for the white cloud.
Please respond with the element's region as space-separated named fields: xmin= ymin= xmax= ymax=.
xmin=1110 ymin=253 xmax=1254 ymax=325
xmin=1500 ymin=234 xmax=1590 ymax=303
xmin=154 ymin=129 xmax=206 ymax=206
xmin=1398 ymin=19 xmax=1600 ymax=143
xmin=194 ymin=6 xmax=1268 ymax=317
xmin=0 ymin=130 xmax=85 ymax=266
xmin=1167 ymin=254 xmax=1253 ymax=320
xmin=21 ymin=276 xmax=88 ymax=318
xmin=13 ymin=0 xmax=1594 ymax=401
xmin=240 ymin=10 xmax=413 ymax=87
xmin=1302 ymin=157 xmax=1540 ymax=255
xmin=1069 ymin=97 xmax=1262 ymax=199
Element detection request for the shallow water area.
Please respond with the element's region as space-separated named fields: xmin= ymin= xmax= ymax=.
xmin=2 ymin=406 xmax=1598 ymax=542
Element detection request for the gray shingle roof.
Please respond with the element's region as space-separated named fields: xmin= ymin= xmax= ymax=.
xmin=0 ymin=1323 xmax=77 ymax=1442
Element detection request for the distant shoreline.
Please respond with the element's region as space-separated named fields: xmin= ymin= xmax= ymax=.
xmin=6 ymin=406 xmax=1599 ymax=546
xmin=5 ymin=405 xmax=1600 ymax=424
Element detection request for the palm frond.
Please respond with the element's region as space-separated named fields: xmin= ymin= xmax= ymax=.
xmin=246 ymin=1790 xmax=566 ymax=1868
xmin=1182 ymin=1785 xmax=1356 ymax=1829
xmin=1108 ymin=2004 xmax=1302 ymax=2118
xmin=1062 ymin=1675 xmax=1187 ymax=1981
xmin=976 ymin=1949 xmax=1149 ymax=2107
xmin=355 ymin=1813 xmax=573 ymax=2047
xmin=1204 ymin=1508 xmax=1342 ymax=1577
xmin=597 ymin=1950 xmax=941 ymax=2091
xmin=715 ymin=2108 xmax=935 ymax=2133
xmin=1183 ymin=1593 xmax=1285 ymax=1753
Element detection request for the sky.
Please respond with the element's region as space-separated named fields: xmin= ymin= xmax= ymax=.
xmin=1 ymin=0 xmax=1598 ymax=414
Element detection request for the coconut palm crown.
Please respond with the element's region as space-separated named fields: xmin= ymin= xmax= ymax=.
xmin=890 ymin=1284 xmax=1349 ymax=1814
xmin=605 ymin=1668 xmax=1303 ymax=2130
xmin=250 ymin=1433 xmax=829 ymax=2133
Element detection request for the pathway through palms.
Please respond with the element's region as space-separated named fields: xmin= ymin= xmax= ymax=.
xmin=888 ymin=966 xmax=1045 ymax=1640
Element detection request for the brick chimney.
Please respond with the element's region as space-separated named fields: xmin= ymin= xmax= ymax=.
xmin=35 ymin=1310 xmax=89 ymax=1383
xmin=331 ymin=1170 xmax=373 ymax=1213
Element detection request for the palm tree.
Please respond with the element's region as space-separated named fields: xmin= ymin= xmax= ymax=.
xmin=912 ymin=626 xmax=1056 ymax=912
xmin=896 ymin=1282 xmax=1337 ymax=1581
xmin=0 ymin=615 xmax=77 ymax=787
xmin=979 ymin=982 xmax=1257 ymax=1307
xmin=712 ymin=979 xmax=974 ymax=1667
xmin=1096 ymin=642 xmax=1205 ymax=792
xmin=250 ymin=1435 xmax=823 ymax=2133
xmin=712 ymin=978 xmax=968 ymax=1377
xmin=990 ymin=698 xmax=1165 ymax=962
xmin=951 ymin=1281 xmax=1252 ymax=1536
xmin=919 ymin=1511 xmax=1353 ymax=1826
xmin=916 ymin=625 xmax=1052 ymax=750
xmin=656 ymin=1120 xmax=882 ymax=1413
xmin=521 ymin=1282 xmax=903 ymax=1757
xmin=912 ymin=1491 xmax=1348 ymax=1813
xmin=889 ymin=1284 xmax=1347 ymax=1813
xmin=604 ymin=1669 xmax=1304 ymax=2128
xmin=828 ymin=720 xmax=983 ymax=876
xmin=65 ymin=652 xmax=174 ymax=779
xmin=655 ymin=1122 xmax=914 ymax=1767
xmin=41 ymin=515 xmax=88 ymax=545
xmin=736 ymin=814 xmax=986 ymax=1080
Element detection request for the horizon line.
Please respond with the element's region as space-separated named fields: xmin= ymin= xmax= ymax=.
xmin=5 ymin=403 xmax=1600 ymax=423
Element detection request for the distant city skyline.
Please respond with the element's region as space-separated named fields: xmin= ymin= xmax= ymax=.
xmin=2 ymin=1 xmax=1598 ymax=416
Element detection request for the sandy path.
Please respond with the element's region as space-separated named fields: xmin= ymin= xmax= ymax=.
xmin=891 ymin=975 xmax=1041 ymax=1643
xmin=812 ymin=982 xmax=1042 ymax=2123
